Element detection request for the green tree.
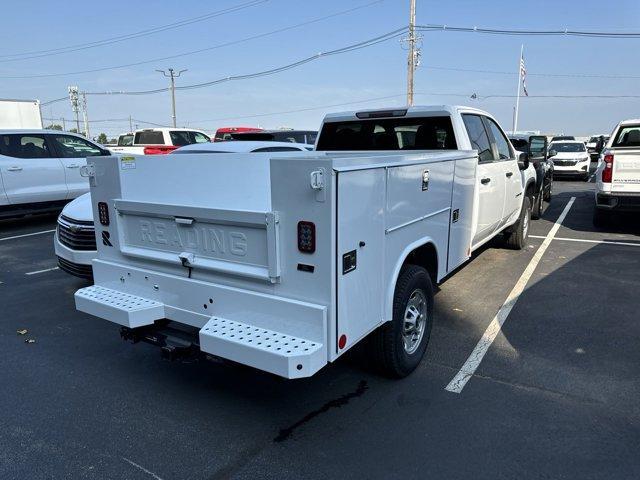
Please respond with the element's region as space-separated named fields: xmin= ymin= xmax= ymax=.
xmin=45 ymin=124 xmax=63 ymax=130
xmin=96 ymin=133 xmax=108 ymax=144
xmin=69 ymin=128 xmax=78 ymax=133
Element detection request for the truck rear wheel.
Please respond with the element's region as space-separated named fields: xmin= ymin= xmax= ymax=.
xmin=368 ymin=265 xmax=434 ymax=378
xmin=504 ymin=196 xmax=531 ymax=250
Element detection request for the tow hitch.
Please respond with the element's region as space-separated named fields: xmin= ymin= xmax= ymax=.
xmin=120 ymin=323 xmax=201 ymax=361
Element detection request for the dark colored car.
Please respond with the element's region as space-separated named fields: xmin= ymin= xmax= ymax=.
xmin=230 ymin=130 xmax=317 ymax=145
xmin=508 ymin=134 xmax=553 ymax=219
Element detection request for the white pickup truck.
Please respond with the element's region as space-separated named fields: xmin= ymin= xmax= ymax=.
xmin=0 ymin=129 xmax=109 ymax=218
xmin=107 ymin=128 xmax=210 ymax=155
xmin=593 ymin=119 xmax=640 ymax=225
xmin=74 ymin=105 xmax=536 ymax=379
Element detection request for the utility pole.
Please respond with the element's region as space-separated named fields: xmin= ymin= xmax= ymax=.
xmin=68 ymin=86 xmax=80 ymax=133
xmin=61 ymin=117 xmax=66 ymax=131
xmin=156 ymin=68 xmax=187 ymax=127
xmin=129 ymin=115 xmax=133 ymax=133
xmin=81 ymin=92 xmax=90 ymax=138
xmin=405 ymin=0 xmax=419 ymax=106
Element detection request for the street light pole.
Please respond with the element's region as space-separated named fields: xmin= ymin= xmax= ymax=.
xmin=156 ymin=68 xmax=187 ymax=127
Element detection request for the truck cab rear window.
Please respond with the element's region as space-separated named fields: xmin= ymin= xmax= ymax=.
xmin=316 ymin=116 xmax=457 ymax=151
xmin=612 ymin=126 xmax=640 ymax=147
xmin=135 ymin=131 xmax=164 ymax=145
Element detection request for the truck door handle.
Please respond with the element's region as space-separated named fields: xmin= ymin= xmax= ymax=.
xmin=481 ymin=177 xmax=491 ymax=185
xmin=505 ymin=172 xmax=513 ymax=178
xmin=66 ymin=164 xmax=80 ymax=168
xmin=7 ymin=166 xmax=23 ymax=172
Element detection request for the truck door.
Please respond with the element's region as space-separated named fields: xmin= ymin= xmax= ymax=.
xmin=484 ymin=117 xmax=521 ymax=222
xmin=461 ymin=114 xmax=505 ymax=245
xmin=0 ymin=133 xmax=67 ymax=204
xmin=48 ymin=134 xmax=105 ymax=199
xmin=336 ymin=168 xmax=385 ymax=352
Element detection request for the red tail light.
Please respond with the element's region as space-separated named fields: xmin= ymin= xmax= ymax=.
xmin=602 ymin=153 xmax=614 ymax=183
xmin=143 ymin=145 xmax=178 ymax=155
xmin=297 ymin=221 xmax=316 ymax=253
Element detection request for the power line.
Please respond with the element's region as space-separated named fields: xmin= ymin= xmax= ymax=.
xmin=187 ymin=92 xmax=640 ymax=124
xmin=0 ymin=0 xmax=268 ymax=63
xmin=0 ymin=0 xmax=386 ymax=79
xmin=415 ymin=24 xmax=640 ymax=38
xmin=175 ymin=27 xmax=407 ymax=91
xmin=41 ymin=27 xmax=407 ymax=104
xmin=424 ymin=65 xmax=640 ymax=79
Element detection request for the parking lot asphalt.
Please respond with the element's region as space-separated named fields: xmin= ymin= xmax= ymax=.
xmin=1 ymin=179 xmax=639 ymax=480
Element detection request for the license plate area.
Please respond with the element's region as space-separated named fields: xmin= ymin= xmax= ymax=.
xmin=114 ymin=199 xmax=281 ymax=283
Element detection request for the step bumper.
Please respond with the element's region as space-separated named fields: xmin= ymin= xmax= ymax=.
xmin=75 ymin=285 xmax=165 ymax=328
xmin=200 ymin=317 xmax=325 ymax=379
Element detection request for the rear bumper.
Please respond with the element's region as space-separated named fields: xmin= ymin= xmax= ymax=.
xmin=74 ymin=260 xmax=328 ymax=378
xmin=595 ymin=192 xmax=640 ymax=211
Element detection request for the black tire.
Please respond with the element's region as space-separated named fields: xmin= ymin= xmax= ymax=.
xmin=583 ymin=172 xmax=590 ymax=182
xmin=367 ymin=265 xmax=434 ymax=378
xmin=504 ymin=196 xmax=531 ymax=250
xmin=531 ymin=188 xmax=544 ymax=220
xmin=544 ymin=180 xmax=552 ymax=201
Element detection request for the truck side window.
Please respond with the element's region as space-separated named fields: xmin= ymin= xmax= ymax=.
xmin=462 ymin=114 xmax=493 ymax=162
xmin=0 ymin=134 xmax=53 ymax=159
xmin=484 ymin=118 xmax=513 ymax=160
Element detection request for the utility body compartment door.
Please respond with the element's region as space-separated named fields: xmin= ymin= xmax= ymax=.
xmin=336 ymin=168 xmax=385 ymax=352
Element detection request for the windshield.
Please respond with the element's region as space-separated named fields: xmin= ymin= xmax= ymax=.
xmin=316 ymin=116 xmax=457 ymax=151
xmin=550 ymin=142 xmax=585 ymax=153
xmin=612 ymin=125 xmax=640 ymax=147
xmin=118 ymin=134 xmax=133 ymax=146
xmin=588 ymin=136 xmax=600 ymax=143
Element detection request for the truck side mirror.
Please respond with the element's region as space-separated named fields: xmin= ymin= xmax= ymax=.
xmin=548 ymin=149 xmax=557 ymax=158
xmin=528 ymin=135 xmax=548 ymax=160
xmin=518 ymin=152 xmax=530 ymax=170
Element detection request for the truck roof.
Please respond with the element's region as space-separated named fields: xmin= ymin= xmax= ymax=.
xmin=619 ymin=119 xmax=640 ymax=126
xmin=134 ymin=127 xmax=208 ymax=134
xmin=322 ymin=105 xmax=490 ymax=123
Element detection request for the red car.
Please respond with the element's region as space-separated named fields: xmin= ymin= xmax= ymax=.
xmin=213 ymin=127 xmax=262 ymax=142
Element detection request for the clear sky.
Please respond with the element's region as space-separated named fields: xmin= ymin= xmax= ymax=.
xmin=2 ymin=0 xmax=639 ymax=138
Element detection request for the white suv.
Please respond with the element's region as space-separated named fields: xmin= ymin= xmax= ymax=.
xmin=0 ymin=130 xmax=108 ymax=219
xmin=548 ymin=140 xmax=591 ymax=181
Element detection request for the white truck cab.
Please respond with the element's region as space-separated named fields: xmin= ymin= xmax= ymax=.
xmin=593 ymin=119 xmax=640 ymax=224
xmin=108 ymin=128 xmax=210 ymax=155
xmin=74 ymin=105 xmax=536 ymax=379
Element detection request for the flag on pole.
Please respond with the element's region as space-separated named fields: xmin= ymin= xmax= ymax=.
xmin=520 ymin=55 xmax=528 ymax=96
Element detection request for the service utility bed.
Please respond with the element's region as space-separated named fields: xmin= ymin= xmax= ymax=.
xmin=76 ymin=150 xmax=477 ymax=378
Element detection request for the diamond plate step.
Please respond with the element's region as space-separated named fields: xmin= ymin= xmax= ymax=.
xmin=75 ymin=285 xmax=164 ymax=328
xmin=199 ymin=317 xmax=325 ymax=379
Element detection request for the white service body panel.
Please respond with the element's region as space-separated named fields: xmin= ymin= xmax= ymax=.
xmin=75 ymin=150 xmax=477 ymax=378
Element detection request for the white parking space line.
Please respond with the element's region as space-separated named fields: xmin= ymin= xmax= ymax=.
xmin=445 ymin=197 xmax=576 ymax=394
xmin=122 ymin=458 xmax=164 ymax=480
xmin=530 ymin=235 xmax=640 ymax=248
xmin=25 ymin=266 xmax=59 ymax=276
xmin=0 ymin=229 xmax=56 ymax=242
